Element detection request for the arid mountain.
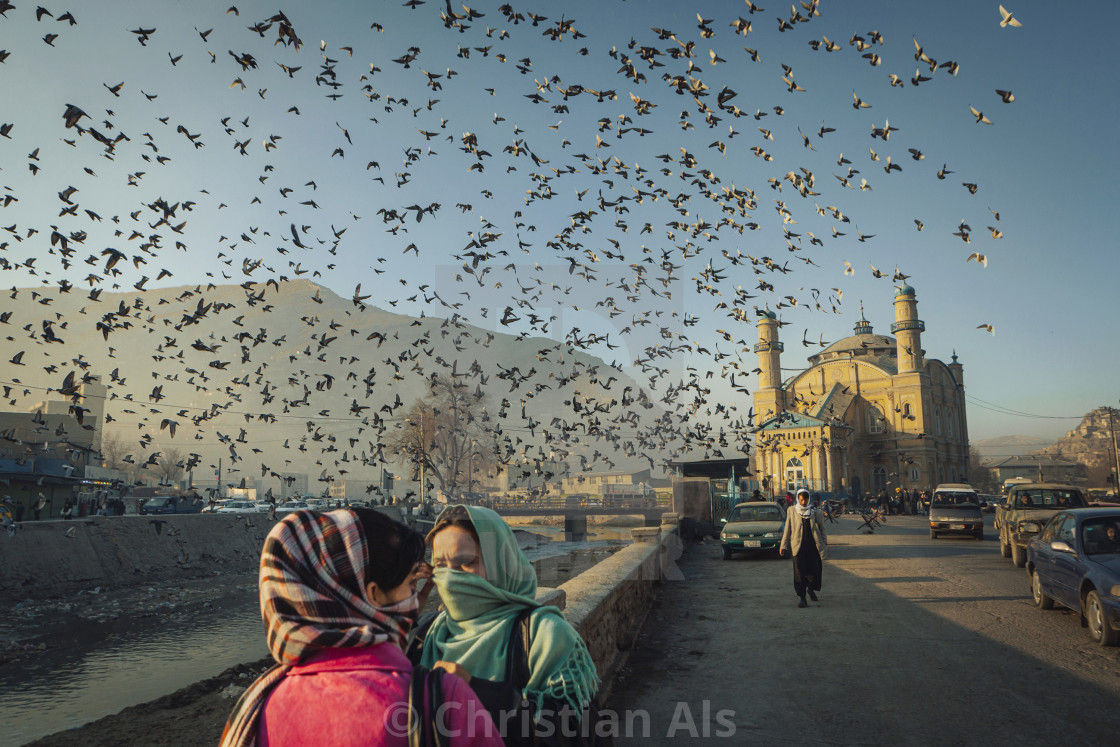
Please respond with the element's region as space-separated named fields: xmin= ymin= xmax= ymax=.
xmin=1032 ymin=407 xmax=1119 ymax=472
xmin=1 ymin=281 xmax=734 ymax=494
xmin=972 ymin=435 xmax=1055 ymax=460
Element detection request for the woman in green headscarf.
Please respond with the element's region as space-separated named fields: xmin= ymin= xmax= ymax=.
xmin=419 ymin=505 xmax=603 ymax=744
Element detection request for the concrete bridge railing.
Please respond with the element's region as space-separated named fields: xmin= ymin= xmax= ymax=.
xmin=535 ymin=513 xmax=680 ymax=695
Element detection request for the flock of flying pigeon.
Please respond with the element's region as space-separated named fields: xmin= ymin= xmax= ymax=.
xmin=0 ymin=1 xmax=1025 ymax=492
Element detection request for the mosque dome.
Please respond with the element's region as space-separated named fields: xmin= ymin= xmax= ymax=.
xmin=812 ymin=333 xmax=897 ymax=360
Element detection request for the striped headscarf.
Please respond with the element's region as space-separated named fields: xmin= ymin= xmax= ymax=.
xmin=221 ymin=509 xmax=420 ymax=747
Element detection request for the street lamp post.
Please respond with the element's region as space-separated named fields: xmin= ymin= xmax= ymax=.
xmin=467 ymin=439 xmax=475 ymax=502
xmin=406 ymin=410 xmax=426 ymax=506
xmin=1108 ymin=405 xmax=1120 ymax=496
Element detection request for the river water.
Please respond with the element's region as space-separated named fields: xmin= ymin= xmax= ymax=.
xmin=1 ymin=523 xmax=631 ymax=745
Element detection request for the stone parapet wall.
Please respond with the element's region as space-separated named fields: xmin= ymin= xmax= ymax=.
xmin=558 ymin=526 xmax=679 ymax=693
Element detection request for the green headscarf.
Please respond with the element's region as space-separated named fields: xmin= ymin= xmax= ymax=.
xmin=420 ymin=505 xmax=599 ymax=714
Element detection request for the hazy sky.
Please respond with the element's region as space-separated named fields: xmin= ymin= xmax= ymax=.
xmin=2 ymin=0 xmax=1116 ymax=447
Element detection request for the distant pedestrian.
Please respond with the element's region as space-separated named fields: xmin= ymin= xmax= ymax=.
xmin=780 ymin=488 xmax=828 ymax=608
xmin=15 ymin=501 xmax=24 ymax=522
xmin=33 ymin=497 xmax=44 ymax=521
xmin=749 ymin=489 xmax=764 ymax=502
xmin=61 ymin=501 xmax=73 ymax=521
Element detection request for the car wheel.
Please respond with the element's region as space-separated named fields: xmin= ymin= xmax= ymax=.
xmin=930 ymin=529 xmax=938 ymax=539
xmin=1086 ymin=591 xmax=1119 ymax=646
xmin=975 ymin=530 xmax=984 ymax=541
xmin=722 ymin=545 xmax=732 ymax=560
xmin=1000 ymin=535 xmax=1011 ymax=558
xmin=1011 ymin=542 xmax=1026 ymax=568
xmin=1031 ymin=569 xmax=1054 ymax=610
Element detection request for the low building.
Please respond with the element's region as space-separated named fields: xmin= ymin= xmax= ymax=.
xmin=561 ymin=468 xmax=651 ymax=495
xmin=987 ymin=455 xmax=1088 ymax=486
xmin=0 ymin=378 xmax=107 ymax=519
xmin=278 ymin=472 xmax=309 ymax=499
xmin=327 ymin=477 xmax=384 ymax=504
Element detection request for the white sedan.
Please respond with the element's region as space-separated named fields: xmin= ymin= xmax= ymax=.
xmin=274 ymin=500 xmax=310 ymax=517
xmin=215 ymin=500 xmax=262 ymax=514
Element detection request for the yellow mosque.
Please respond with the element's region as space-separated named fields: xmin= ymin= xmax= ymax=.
xmin=752 ymin=284 xmax=970 ymax=498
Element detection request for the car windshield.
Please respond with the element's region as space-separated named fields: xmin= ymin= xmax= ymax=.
xmin=728 ymin=505 xmax=783 ymax=522
xmin=1013 ymin=489 xmax=1086 ymax=509
xmin=145 ymin=497 xmax=174 ymax=507
xmin=932 ymin=491 xmax=977 ymax=507
xmin=1082 ymin=518 xmax=1120 ymax=555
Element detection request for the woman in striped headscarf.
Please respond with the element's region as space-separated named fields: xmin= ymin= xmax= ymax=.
xmin=221 ymin=508 xmax=502 ymax=747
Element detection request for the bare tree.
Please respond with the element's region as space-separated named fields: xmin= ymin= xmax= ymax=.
xmin=98 ymin=433 xmax=128 ymax=470
xmin=968 ymin=446 xmax=995 ymax=492
xmin=385 ymin=375 xmax=496 ymax=498
xmin=156 ymin=447 xmax=184 ymax=486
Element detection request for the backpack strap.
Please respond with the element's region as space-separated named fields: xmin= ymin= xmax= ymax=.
xmin=408 ymin=665 xmax=426 ymax=747
xmin=427 ymin=666 xmax=445 ymax=747
xmin=505 ymin=606 xmax=535 ymax=692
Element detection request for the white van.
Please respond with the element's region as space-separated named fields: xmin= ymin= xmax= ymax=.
xmin=929 ymin=483 xmax=984 ymax=540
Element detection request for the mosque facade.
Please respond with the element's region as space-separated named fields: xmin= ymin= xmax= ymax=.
xmin=751 ymin=285 xmax=970 ymax=498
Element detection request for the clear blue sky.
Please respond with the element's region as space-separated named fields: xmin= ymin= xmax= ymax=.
xmin=1 ymin=0 xmax=1116 ymax=445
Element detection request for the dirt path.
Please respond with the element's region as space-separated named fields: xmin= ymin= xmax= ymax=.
xmin=608 ymin=514 xmax=1120 ymax=745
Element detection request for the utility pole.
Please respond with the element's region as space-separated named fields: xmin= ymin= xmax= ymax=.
xmin=467 ymin=439 xmax=474 ymax=502
xmin=418 ymin=408 xmax=426 ymax=505
xmin=1108 ymin=406 xmax=1120 ymax=495
xmin=217 ymin=457 xmax=223 ymax=499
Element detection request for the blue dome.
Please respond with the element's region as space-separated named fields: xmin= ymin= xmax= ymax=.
xmin=895 ymin=284 xmax=916 ymax=297
xmin=757 ymin=306 xmax=777 ymax=320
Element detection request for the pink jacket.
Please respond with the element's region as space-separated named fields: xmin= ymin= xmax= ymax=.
xmin=259 ymin=643 xmax=503 ymax=746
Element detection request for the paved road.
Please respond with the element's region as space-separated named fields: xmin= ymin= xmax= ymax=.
xmin=608 ymin=513 xmax=1120 ymax=745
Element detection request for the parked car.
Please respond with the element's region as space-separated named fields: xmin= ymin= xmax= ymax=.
xmin=719 ymin=501 xmax=787 ymax=560
xmin=215 ymin=500 xmax=261 ymax=514
xmin=995 ymin=483 xmax=1088 ymax=567
xmin=928 ymin=484 xmax=984 ymax=540
xmin=1026 ymin=508 xmax=1120 ymax=647
xmin=138 ymin=495 xmax=205 ymax=515
xmin=980 ymin=494 xmax=1004 ymax=514
xmin=274 ymin=500 xmax=310 ymax=517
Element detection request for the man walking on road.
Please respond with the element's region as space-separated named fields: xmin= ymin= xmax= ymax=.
xmin=780 ymin=488 xmax=829 ymax=607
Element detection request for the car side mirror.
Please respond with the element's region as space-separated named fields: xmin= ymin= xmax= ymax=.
xmin=1050 ymin=540 xmax=1075 ymax=555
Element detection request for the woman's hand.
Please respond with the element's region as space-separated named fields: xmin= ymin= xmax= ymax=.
xmin=778 ymin=548 xmax=786 ymax=557
xmin=411 ymin=561 xmax=435 ymax=608
xmin=432 ymin=660 xmax=471 ymax=683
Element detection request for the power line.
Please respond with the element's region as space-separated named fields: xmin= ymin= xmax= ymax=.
xmin=964 ymin=394 xmax=1085 ymax=420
